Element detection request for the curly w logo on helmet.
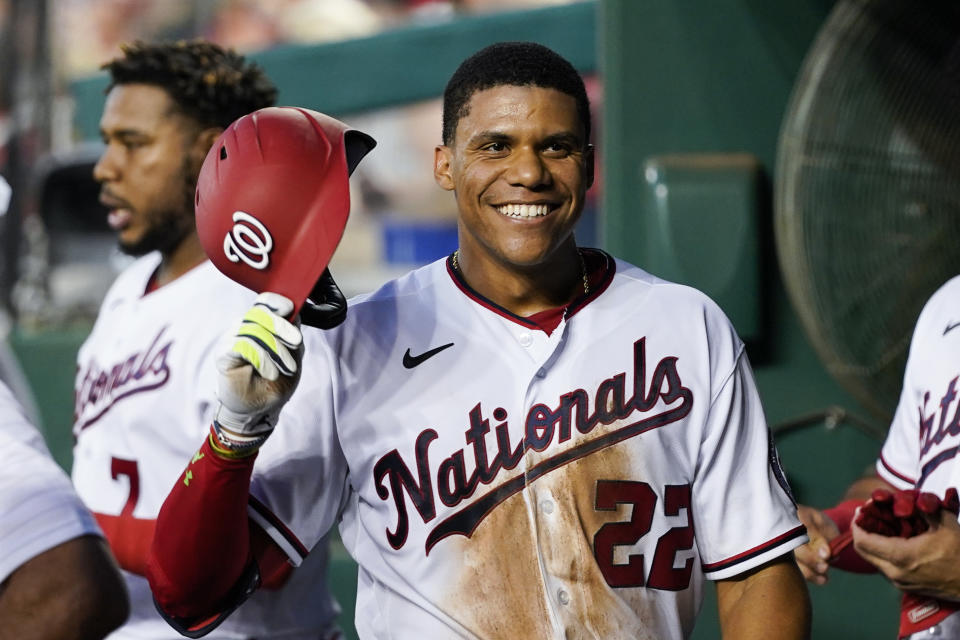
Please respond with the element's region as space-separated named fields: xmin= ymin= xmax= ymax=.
xmin=223 ymin=211 xmax=273 ymax=270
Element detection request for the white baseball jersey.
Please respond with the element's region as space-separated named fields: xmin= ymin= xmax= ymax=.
xmin=72 ymin=253 xmax=340 ymax=639
xmin=876 ymin=275 xmax=960 ymax=634
xmin=0 ymin=380 xmax=100 ymax=584
xmin=250 ymin=249 xmax=805 ymax=640
xmin=878 ymin=275 xmax=960 ymax=494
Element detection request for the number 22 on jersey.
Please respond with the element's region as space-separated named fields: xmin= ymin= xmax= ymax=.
xmin=594 ymin=480 xmax=694 ymax=590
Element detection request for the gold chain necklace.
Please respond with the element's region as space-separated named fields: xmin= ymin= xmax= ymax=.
xmin=451 ymin=249 xmax=590 ymax=295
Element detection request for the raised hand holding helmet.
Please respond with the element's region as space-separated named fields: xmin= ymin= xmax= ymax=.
xmin=196 ymin=107 xmax=375 ymax=454
xmin=212 ymin=293 xmax=302 ymax=456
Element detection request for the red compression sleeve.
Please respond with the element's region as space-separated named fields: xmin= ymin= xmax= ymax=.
xmin=94 ymin=512 xmax=156 ymax=576
xmin=147 ymin=435 xmax=256 ymax=619
xmin=249 ymin=523 xmax=294 ymax=589
xmin=823 ymin=499 xmax=879 ymax=574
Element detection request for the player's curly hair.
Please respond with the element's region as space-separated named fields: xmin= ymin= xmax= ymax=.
xmin=102 ymin=40 xmax=277 ymax=130
xmin=441 ymin=41 xmax=591 ymax=146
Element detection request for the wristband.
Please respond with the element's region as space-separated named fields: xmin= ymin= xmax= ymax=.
xmin=210 ymin=423 xmax=267 ymax=459
xmin=213 ymin=401 xmax=276 ymax=436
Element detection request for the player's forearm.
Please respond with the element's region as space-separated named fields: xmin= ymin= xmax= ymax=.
xmin=717 ymin=555 xmax=811 ymax=640
xmin=842 ymin=474 xmax=894 ymax=502
xmin=147 ymin=434 xmax=255 ymax=619
xmin=0 ymin=535 xmax=129 ymax=640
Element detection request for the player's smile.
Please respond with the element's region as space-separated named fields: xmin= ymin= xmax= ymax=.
xmin=493 ymin=202 xmax=555 ymax=219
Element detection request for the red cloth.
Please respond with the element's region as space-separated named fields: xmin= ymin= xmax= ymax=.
xmin=824 ymin=499 xmax=862 ymax=532
xmin=856 ymin=488 xmax=958 ymax=538
xmin=824 ymin=499 xmax=879 ymax=574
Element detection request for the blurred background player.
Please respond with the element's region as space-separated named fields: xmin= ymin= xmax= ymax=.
xmin=795 ymin=274 xmax=960 ymax=639
xmin=147 ymin=41 xmax=811 ymax=639
xmin=71 ymin=40 xmax=344 ymax=639
xmin=0 ymin=376 xmax=129 ymax=638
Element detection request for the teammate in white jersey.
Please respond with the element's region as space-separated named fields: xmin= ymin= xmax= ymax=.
xmin=73 ymin=40 xmax=343 ymax=639
xmin=0 ymin=379 xmax=129 ymax=638
xmin=147 ymin=42 xmax=811 ymax=638
xmin=796 ymin=275 xmax=960 ymax=638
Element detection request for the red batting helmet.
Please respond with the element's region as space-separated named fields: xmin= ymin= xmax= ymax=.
xmin=195 ymin=106 xmax=376 ymax=315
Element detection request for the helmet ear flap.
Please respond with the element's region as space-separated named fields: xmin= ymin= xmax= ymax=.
xmin=298 ymin=130 xmax=373 ymax=330
xmin=345 ymin=130 xmax=377 ymax=176
xmin=300 ymin=268 xmax=347 ymax=329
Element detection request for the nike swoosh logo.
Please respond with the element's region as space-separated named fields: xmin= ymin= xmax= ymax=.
xmin=403 ymin=343 xmax=454 ymax=369
xmin=945 ymin=322 xmax=960 ymax=336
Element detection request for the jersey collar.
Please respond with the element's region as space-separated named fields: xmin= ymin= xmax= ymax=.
xmin=445 ymin=247 xmax=616 ymax=333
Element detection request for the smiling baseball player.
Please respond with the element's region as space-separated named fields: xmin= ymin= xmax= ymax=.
xmin=148 ymin=42 xmax=811 ymax=639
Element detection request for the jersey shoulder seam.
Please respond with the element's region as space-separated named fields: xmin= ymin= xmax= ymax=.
xmin=707 ymin=342 xmax=748 ymax=410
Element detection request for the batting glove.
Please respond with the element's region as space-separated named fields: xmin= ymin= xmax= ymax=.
xmin=213 ymin=293 xmax=303 ymax=455
xmin=855 ymin=488 xmax=948 ymax=538
xmin=945 ymin=488 xmax=960 ymax=514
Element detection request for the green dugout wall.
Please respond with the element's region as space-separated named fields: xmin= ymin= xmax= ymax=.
xmin=38 ymin=1 xmax=897 ymax=637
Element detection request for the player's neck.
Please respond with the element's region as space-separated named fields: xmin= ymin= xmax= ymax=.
xmin=453 ymin=246 xmax=587 ymax=317
xmin=154 ymin=232 xmax=207 ymax=288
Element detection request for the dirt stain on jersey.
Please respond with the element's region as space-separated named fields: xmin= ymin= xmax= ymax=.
xmin=444 ymin=487 xmax=553 ymax=639
xmin=538 ymin=432 xmax=657 ymax=639
xmin=440 ymin=423 xmax=657 ymax=639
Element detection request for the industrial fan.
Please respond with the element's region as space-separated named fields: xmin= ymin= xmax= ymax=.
xmin=775 ymin=0 xmax=960 ymax=422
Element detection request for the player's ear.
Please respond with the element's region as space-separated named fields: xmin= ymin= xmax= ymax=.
xmin=434 ymin=145 xmax=455 ymax=191
xmin=198 ymin=127 xmax=223 ymax=151
xmin=188 ymin=127 xmax=224 ymax=174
